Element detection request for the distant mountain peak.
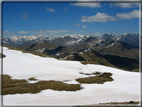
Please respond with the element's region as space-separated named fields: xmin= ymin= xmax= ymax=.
xmin=2 ymin=33 xmax=139 ymax=47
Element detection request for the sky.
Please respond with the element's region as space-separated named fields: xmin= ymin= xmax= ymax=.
xmin=2 ymin=1 xmax=141 ymax=37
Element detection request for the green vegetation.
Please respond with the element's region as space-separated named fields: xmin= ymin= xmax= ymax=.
xmin=76 ymin=72 xmax=113 ymax=84
xmin=2 ymin=72 xmax=114 ymax=95
xmin=2 ymin=74 xmax=82 ymax=95
xmin=2 ymin=74 xmax=27 ymax=88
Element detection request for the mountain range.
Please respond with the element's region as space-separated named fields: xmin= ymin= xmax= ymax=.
xmin=2 ymin=33 xmax=139 ymax=47
xmin=2 ymin=33 xmax=140 ymax=72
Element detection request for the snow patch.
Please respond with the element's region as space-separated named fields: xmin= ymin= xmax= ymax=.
xmin=56 ymin=53 xmax=61 ymax=56
xmin=64 ymin=55 xmax=74 ymax=59
xmin=90 ymin=43 xmax=93 ymax=47
xmin=35 ymin=48 xmax=45 ymax=53
xmin=106 ymin=42 xmax=116 ymax=48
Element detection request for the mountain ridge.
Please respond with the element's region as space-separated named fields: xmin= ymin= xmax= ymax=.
xmin=2 ymin=33 xmax=139 ymax=47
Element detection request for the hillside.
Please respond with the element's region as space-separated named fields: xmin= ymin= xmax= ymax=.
xmin=99 ymin=41 xmax=139 ymax=60
xmin=15 ymin=39 xmax=139 ymax=72
xmin=2 ymin=46 xmax=140 ymax=105
xmin=64 ymin=49 xmax=139 ymax=72
xmin=19 ymin=41 xmax=58 ymax=53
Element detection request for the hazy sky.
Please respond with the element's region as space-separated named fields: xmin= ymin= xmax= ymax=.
xmin=2 ymin=1 xmax=140 ymax=37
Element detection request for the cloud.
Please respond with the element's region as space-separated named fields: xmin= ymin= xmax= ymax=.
xmin=82 ymin=26 xmax=87 ymax=28
xmin=70 ymin=3 xmax=102 ymax=8
xmin=74 ymin=24 xmax=80 ymax=26
xmin=70 ymin=0 xmax=102 ymax=8
xmin=3 ymin=31 xmax=15 ymax=33
xmin=21 ymin=12 xmax=30 ymax=19
xmin=116 ymin=10 xmax=139 ymax=20
xmin=45 ymin=30 xmax=70 ymax=35
xmin=81 ymin=10 xmax=140 ymax=22
xmin=18 ymin=31 xmax=31 ymax=33
xmin=81 ymin=16 xmax=87 ymax=19
xmin=81 ymin=12 xmax=116 ymax=22
xmin=34 ymin=30 xmax=70 ymax=34
xmin=46 ymin=7 xmax=55 ymax=12
xmin=111 ymin=3 xmax=139 ymax=8
xmin=78 ymin=31 xmax=83 ymax=34
xmin=34 ymin=30 xmax=44 ymax=33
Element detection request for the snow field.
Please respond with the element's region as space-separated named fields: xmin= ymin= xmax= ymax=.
xmin=2 ymin=46 xmax=141 ymax=106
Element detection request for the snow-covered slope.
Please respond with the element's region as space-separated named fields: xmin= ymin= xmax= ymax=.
xmin=2 ymin=46 xmax=141 ymax=106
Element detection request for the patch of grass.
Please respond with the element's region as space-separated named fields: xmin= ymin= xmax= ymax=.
xmin=2 ymin=75 xmax=82 ymax=95
xmin=91 ymin=72 xmax=101 ymax=75
xmin=2 ymin=75 xmax=27 ymax=88
xmin=79 ymin=71 xmax=101 ymax=76
xmin=29 ymin=77 xmax=37 ymax=81
xmin=76 ymin=72 xmax=113 ymax=84
xmin=79 ymin=72 xmax=91 ymax=75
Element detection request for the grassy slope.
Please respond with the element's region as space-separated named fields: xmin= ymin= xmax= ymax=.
xmin=99 ymin=41 xmax=139 ymax=60
xmin=19 ymin=41 xmax=58 ymax=52
xmin=1 ymin=72 xmax=114 ymax=95
xmin=66 ymin=50 xmax=139 ymax=72
xmin=2 ymin=75 xmax=82 ymax=95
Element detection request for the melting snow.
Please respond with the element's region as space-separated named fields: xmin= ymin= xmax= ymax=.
xmin=2 ymin=46 xmax=141 ymax=106
xmin=64 ymin=55 xmax=74 ymax=59
xmin=90 ymin=43 xmax=93 ymax=47
xmin=106 ymin=43 xmax=115 ymax=48
xmin=66 ymin=39 xmax=82 ymax=46
xmin=56 ymin=53 xmax=61 ymax=56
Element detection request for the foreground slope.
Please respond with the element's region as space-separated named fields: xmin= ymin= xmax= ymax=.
xmin=2 ymin=46 xmax=140 ymax=106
